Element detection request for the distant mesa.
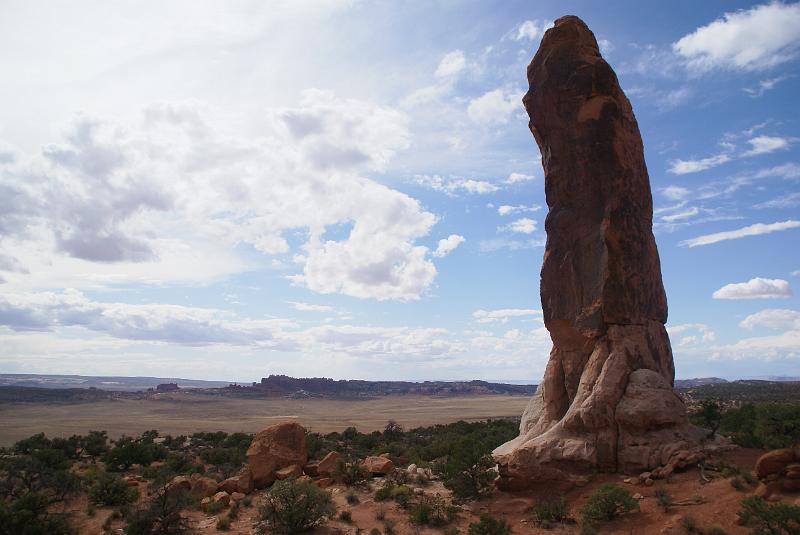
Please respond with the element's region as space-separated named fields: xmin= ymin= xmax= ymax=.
xmin=493 ymin=15 xmax=724 ymax=489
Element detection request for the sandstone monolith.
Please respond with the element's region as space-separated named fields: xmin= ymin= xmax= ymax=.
xmin=493 ymin=15 xmax=703 ymax=489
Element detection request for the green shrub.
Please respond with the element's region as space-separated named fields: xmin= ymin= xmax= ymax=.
xmin=655 ymin=488 xmax=672 ymax=512
xmin=216 ymin=516 xmax=231 ymax=531
xmin=199 ymin=447 xmax=245 ymax=468
xmin=690 ymin=398 xmax=723 ymax=438
xmin=383 ymin=421 xmax=404 ymax=441
xmin=467 ymin=514 xmax=511 ymax=535
xmin=579 ymin=484 xmax=639 ymax=529
xmin=83 ymin=431 xmax=109 ymax=457
xmin=104 ymin=436 xmax=167 ymax=471
xmin=338 ymin=462 xmax=369 ymax=487
xmin=680 ymin=514 xmax=698 ymax=533
xmin=345 ymin=490 xmax=360 ymax=505
xmin=408 ymin=495 xmax=459 ymax=527
xmin=531 ymin=498 xmax=573 ymax=528
xmin=370 ymin=529 xmax=382 ymax=535
xmin=737 ymin=496 xmax=800 ymax=535
xmin=206 ymin=500 xmax=226 ymax=515
xmin=339 ymin=510 xmax=352 ymax=523
xmin=255 ymin=479 xmax=335 ymax=534
xmin=389 ymin=485 xmax=413 ymax=508
xmin=0 ymin=492 xmax=75 ymax=535
xmin=88 ymin=472 xmax=138 ymax=506
xmin=439 ymin=438 xmax=495 ymax=501
xmin=375 ymin=485 xmax=392 ymax=502
xmin=720 ymin=403 xmax=800 ymax=449
xmin=707 ymin=525 xmax=727 ymax=535
xmin=124 ymin=484 xmax=191 ymax=535
xmin=13 ymin=433 xmax=52 ymax=454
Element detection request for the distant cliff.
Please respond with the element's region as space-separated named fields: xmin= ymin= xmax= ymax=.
xmin=222 ymin=375 xmax=537 ymax=399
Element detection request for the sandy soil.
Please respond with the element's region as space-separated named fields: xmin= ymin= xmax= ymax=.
xmin=0 ymin=393 xmax=530 ymax=445
xmin=62 ymin=447 xmax=800 ymax=535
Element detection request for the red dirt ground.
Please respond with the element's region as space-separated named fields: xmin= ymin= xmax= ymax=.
xmin=63 ymin=447 xmax=800 ymax=535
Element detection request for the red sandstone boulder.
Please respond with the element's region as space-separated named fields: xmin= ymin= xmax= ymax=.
xmin=246 ymin=422 xmax=308 ymax=488
xmin=190 ymin=476 xmax=219 ymax=499
xmin=317 ymin=451 xmax=342 ymax=477
xmin=275 ymin=464 xmax=303 ymax=480
xmin=363 ymin=456 xmax=394 ymax=475
xmin=755 ymin=449 xmax=796 ymax=479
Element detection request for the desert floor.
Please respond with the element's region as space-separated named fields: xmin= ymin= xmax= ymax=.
xmin=0 ymin=393 xmax=530 ymax=445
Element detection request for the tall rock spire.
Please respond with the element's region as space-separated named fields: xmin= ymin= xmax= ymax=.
xmin=493 ymin=15 xmax=702 ymax=489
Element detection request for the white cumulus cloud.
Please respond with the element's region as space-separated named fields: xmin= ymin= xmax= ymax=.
xmin=467 ymin=89 xmax=522 ymax=125
xmin=500 ymin=218 xmax=537 ymax=234
xmin=506 ymin=172 xmax=535 ymax=184
xmin=433 ymin=234 xmax=465 ymax=258
xmin=0 ymin=92 xmax=447 ymax=301
xmin=741 ymin=135 xmax=791 ymax=157
xmin=513 ymin=20 xmax=548 ymax=41
xmin=740 ymin=309 xmax=800 ymax=330
xmin=673 ymin=1 xmax=800 ymax=72
xmin=712 ymin=277 xmax=793 ymax=300
xmin=497 ymin=204 xmax=540 ymax=216
xmin=435 ymin=50 xmax=466 ymax=77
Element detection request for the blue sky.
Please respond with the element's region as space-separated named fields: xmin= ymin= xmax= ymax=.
xmin=0 ymin=0 xmax=798 ymax=382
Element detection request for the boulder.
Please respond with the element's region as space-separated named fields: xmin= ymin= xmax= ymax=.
xmin=755 ymin=449 xmax=796 ymax=479
xmin=246 ymin=422 xmax=307 ymax=488
xmin=275 ymin=464 xmax=303 ymax=480
xmin=363 ymin=456 xmax=394 ymax=475
xmin=212 ymin=491 xmax=230 ymax=507
xmin=317 ymin=451 xmax=342 ymax=477
xmin=166 ymin=475 xmax=192 ymax=496
xmin=407 ymin=464 xmax=418 ymax=475
xmin=231 ymin=492 xmax=246 ymax=502
xmin=190 ymin=476 xmax=219 ymax=499
xmin=201 ymin=491 xmax=231 ymax=512
xmin=492 ymin=15 xmax=701 ymax=489
xmin=219 ymin=469 xmax=254 ymax=495
xmin=303 ymin=463 xmax=319 ymax=477
xmin=218 ymin=477 xmax=238 ymax=494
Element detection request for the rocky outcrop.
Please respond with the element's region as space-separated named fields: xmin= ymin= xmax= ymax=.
xmin=755 ymin=447 xmax=800 ymax=497
xmin=246 ymin=422 xmax=308 ymax=488
xmin=493 ymin=15 xmax=703 ymax=489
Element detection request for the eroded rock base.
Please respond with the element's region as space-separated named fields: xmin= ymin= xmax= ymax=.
xmin=494 ymin=323 xmax=706 ymax=490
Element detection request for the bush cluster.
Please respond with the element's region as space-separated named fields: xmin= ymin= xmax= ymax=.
xmin=467 ymin=514 xmax=511 ymax=535
xmin=689 ymin=401 xmax=800 ymax=449
xmin=737 ymin=496 xmax=800 ymax=535
xmin=579 ymin=484 xmax=639 ymax=531
xmin=104 ymin=434 xmax=167 ymax=472
xmin=87 ymin=471 xmax=138 ymax=506
xmin=531 ymin=498 xmax=573 ymax=529
xmin=255 ymin=479 xmax=335 ymax=534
